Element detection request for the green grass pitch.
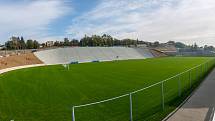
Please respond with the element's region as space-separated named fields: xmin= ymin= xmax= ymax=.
xmin=0 ymin=57 xmax=214 ymax=121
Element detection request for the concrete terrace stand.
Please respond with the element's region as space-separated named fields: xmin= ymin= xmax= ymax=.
xmin=34 ymin=47 xmax=154 ymax=65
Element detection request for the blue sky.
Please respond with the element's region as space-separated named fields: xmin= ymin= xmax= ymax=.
xmin=0 ymin=0 xmax=215 ymax=46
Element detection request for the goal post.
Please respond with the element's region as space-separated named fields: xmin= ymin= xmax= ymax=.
xmin=62 ymin=63 xmax=70 ymax=70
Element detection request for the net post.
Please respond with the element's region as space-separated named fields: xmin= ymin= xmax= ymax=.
xmin=129 ymin=93 xmax=133 ymax=121
xmin=72 ymin=106 xmax=75 ymax=121
xmin=161 ymin=81 xmax=165 ymax=110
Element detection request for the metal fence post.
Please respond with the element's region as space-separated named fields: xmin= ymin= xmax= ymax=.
xmin=161 ymin=82 xmax=164 ymax=110
xmin=129 ymin=93 xmax=133 ymax=121
xmin=72 ymin=106 xmax=75 ymax=121
xmin=209 ymin=60 xmax=211 ymax=69
xmin=196 ymin=67 xmax=198 ymax=81
xmin=189 ymin=70 xmax=191 ymax=89
xmin=204 ymin=63 xmax=207 ymax=73
xmin=202 ymin=64 xmax=204 ymax=74
xmin=208 ymin=61 xmax=209 ymax=70
xmin=178 ymin=76 xmax=181 ymax=97
xmin=203 ymin=64 xmax=205 ymax=73
xmin=205 ymin=63 xmax=207 ymax=73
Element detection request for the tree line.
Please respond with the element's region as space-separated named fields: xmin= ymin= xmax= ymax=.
xmin=3 ymin=34 xmax=142 ymax=50
xmin=3 ymin=35 xmax=215 ymax=51
xmin=166 ymin=41 xmax=215 ymax=51
xmin=5 ymin=36 xmax=39 ymax=50
xmin=52 ymin=34 xmax=140 ymax=47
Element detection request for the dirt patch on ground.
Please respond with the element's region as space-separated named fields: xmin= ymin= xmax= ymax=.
xmin=0 ymin=53 xmax=43 ymax=70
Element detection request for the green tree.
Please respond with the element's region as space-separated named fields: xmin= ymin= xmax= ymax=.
xmin=20 ymin=36 xmax=26 ymax=49
xmin=26 ymin=39 xmax=34 ymax=49
xmin=70 ymin=39 xmax=79 ymax=46
xmin=80 ymin=35 xmax=92 ymax=46
xmin=64 ymin=38 xmax=70 ymax=46
xmin=5 ymin=41 xmax=14 ymax=50
xmin=175 ymin=42 xmax=186 ymax=48
xmin=153 ymin=41 xmax=160 ymax=47
xmin=33 ymin=40 xmax=40 ymax=49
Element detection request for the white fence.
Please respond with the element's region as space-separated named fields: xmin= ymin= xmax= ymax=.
xmin=72 ymin=58 xmax=215 ymax=121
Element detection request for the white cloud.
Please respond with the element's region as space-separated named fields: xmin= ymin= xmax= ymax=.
xmin=0 ymin=0 xmax=69 ymax=44
xmin=67 ymin=0 xmax=215 ymax=46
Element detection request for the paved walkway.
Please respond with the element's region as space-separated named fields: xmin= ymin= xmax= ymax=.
xmin=167 ymin=69 xmax=215 ymax=121
xmin=0 ymin=64 xmax=46 ymax=74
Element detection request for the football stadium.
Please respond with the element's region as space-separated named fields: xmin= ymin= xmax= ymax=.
xmin=0 ymin=46 xmax=215 ymax=121
xmin=1 ymin=0 xmax=215 ymax=121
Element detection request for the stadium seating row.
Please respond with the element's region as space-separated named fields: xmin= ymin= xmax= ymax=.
xmin=34 ymin=47 xmax=154 ymax=64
